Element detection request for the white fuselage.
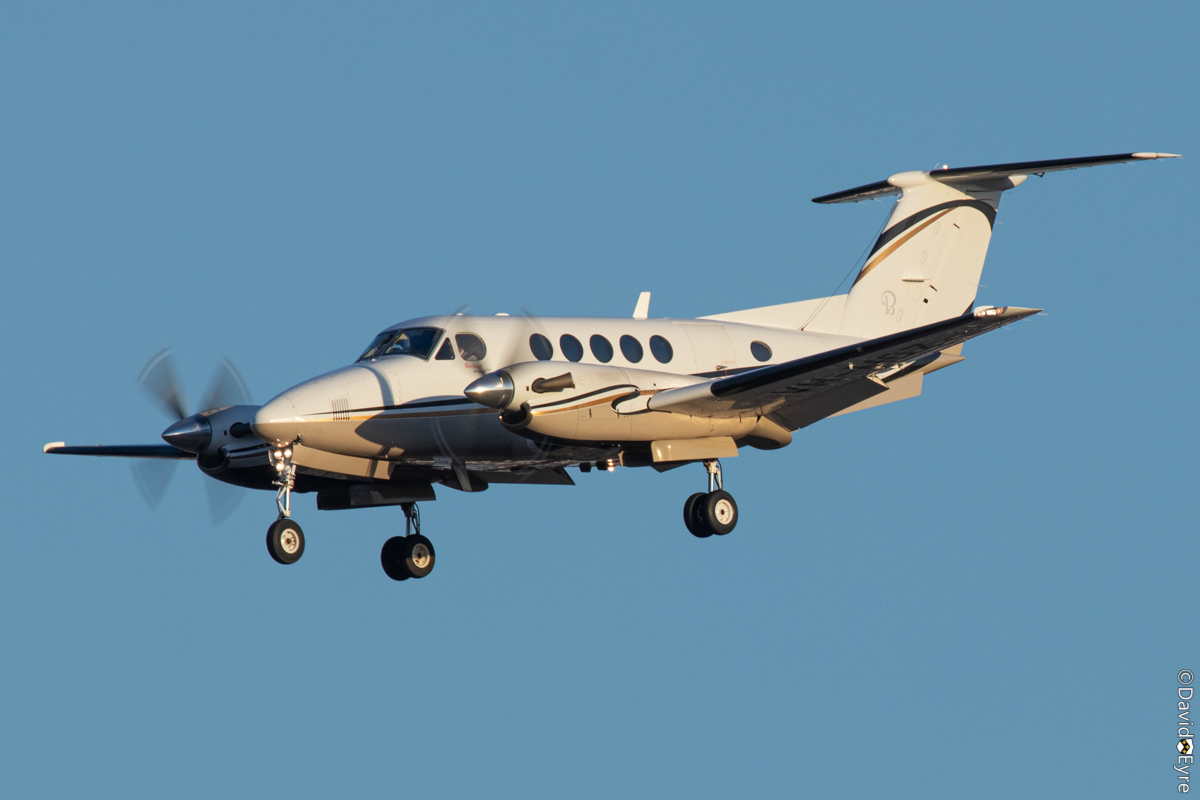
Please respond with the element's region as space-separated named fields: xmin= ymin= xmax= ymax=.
xmin=251 ymin=314 xmax=861 ymax=468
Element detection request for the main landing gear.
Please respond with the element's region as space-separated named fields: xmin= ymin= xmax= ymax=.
xmin=262 ymin=446 xmax=435 ymax=581
xmin=380 ymin=503 xmax=436 ymax=581
xmin=266 ymin=445 xmax=306 ymax=564
xmin=260 ymin=445 xmax=435 ymax=580
xmin=683 ymin=459 xmax=738 ymax=538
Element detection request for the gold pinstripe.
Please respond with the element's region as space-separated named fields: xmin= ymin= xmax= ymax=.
xmin=855 ymin=208 xmax=953 ymax=283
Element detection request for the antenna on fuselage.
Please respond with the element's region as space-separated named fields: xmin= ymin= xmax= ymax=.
xmin=632 ymin=292 xmax=651 ymax=320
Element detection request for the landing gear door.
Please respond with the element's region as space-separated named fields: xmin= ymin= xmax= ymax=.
xmin=677 ymin=322 xmax=736 ymax=374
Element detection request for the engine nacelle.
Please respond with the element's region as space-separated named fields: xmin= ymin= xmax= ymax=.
xmin=465 ymin=362 xmax=760 ymax=443
xmin=163 ymin=404 xmax=265 ymax=476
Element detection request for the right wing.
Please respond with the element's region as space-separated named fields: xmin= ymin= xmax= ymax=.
xmin=648 ymin=306 xmax=1039 ymax=430
xmin=43 ymin=443 xmax=195 ymax=459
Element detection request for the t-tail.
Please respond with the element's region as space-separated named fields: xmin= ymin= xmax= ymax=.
xmin=814 ymin=152 xmax=1180 ymax=339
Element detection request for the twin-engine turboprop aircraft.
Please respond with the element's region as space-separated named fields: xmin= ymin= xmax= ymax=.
xmin=45 ymin=152 xmax=1178 ymax=581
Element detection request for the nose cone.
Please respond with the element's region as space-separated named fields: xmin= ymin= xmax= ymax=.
xmin=465 ymin=371 xmax=514 ymax=409
xmin=252 ymin=394 xmax=298 ymax=445
xmin=162 ymin=414 xmax=212 ymax=453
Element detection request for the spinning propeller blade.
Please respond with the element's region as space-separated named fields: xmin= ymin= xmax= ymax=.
xmin=137 ymin=348 xmax=189 ymax=420
xmin=201 ymin=357 xmax=251 ymax=411
xmin=477 ymin=308 xmax=549 ymax=373
xmin=130 ymin=459 xmax=180 ymax=509
xmin=205 ymin=476 xmax=244 ymax=525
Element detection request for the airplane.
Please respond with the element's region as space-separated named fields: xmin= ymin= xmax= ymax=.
xmin=44 ymin=151 xmax=1179 ymax=581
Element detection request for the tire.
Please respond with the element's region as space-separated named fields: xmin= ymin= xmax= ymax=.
xmin=404 ymin=534 xmax=436 ymax=579
xmin=380 ymin=536 xmax=411 ymax=581
xmin=683 ymin=492 xmax=712 ymax=538
xmin=266 ymin=519 xmax=305 ymax=564
xmin=701 ymin=490 xmax=738 ymax=536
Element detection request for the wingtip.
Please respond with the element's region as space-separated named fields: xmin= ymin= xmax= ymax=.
xmin=1132 ymin=152 xmax=1182 ymax=159
xmin=973 ymin=306 xmax=1042 ymax=320
xmin=43 ymin=441 xmax=65 ymax=453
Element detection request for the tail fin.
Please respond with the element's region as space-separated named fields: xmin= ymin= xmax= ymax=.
xmin=816 ymin=152 xmax=1179 ymax=338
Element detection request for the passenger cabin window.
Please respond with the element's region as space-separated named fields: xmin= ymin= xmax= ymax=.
xmin=620 ymin=335 xmax=643 ymax=363
xmin=383 ymin=327 xmax=444 ymax=359
xmin=750 ymin=341 xmax=772 ymax=362
xmin=530 ymin=333 xmax=553 ymax=361
xmin=649 ymin=335 xmax=673 ymax=363
xmin=435 ymin=339 xmax=455 ymax=360
xmin=560 ymin=334 xmax=584 ymax=362
xmin=357 ymin=331 xmax=393 ymax=361
xmin=454 ymin=333 xmax=487 ymax=362
xmin=590 ymin=335 xmax=613 ymax=363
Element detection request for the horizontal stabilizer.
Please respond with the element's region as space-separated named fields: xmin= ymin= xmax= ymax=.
xmin=813 ymin=152 xmax=1181 ymax=204
xmin=43 ymin=443 xmax=195 ymax=459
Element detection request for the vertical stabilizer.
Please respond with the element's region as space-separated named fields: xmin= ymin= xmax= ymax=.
xmin=811 ymin=152 xmax=1180 ymax=339
xmin=837 ymin=171 xmax=1007 ymax=338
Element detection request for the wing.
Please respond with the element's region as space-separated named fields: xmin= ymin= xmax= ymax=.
xmin=43 ymin=443 xmax=195 ymax=459
xmin=648 ymin=306 xmax=1039 ymax=430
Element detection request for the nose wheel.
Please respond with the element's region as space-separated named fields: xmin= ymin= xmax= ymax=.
xmin=265 ymin=444 xmax=306 ymax=564
xmin=381 ymin=503 xmax=437 ymax=581
xmin=683 ymin=460 xmax=738 ymax=538
xmin=267 ymin=518 xmax=305 ymax=564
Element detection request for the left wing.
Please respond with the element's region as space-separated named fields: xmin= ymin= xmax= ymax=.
xmin=648 ymin=306 xmax=1038 ymax=430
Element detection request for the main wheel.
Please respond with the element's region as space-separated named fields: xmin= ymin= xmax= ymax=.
xmin=404 ymin=534 xmax=436 ymax=579
xmin=380 ymin=536 xmax=411 ymax=581
xmin=683 ymin=492 xmax=712 ymax=538
xmin=267 ymin=519 xmax=305 ymax=564
xmin=700 ymin=490 xmax=738 ymax=535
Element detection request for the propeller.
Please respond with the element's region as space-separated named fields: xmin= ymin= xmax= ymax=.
xmin=132 ymin=348 xmax=251 ymax=524
xmin=466 ymin=308 xmax=569 ymax=483
xmin=476 ymin=308 xmax=549 ymax=375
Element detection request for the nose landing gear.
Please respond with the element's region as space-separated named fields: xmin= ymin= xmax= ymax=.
xmin=381 ymin=502 xmax=436 ymax=581
xmin=683 ymin=459 xmax=738 ymax=538
xmin=266 ymin=445 xmax=306 ymax=564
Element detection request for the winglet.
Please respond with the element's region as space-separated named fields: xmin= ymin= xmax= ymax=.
xmin=632 ymin=292 xmax=651 ymax=320
xmin=43 ymin=441 xmax=65 ymax=453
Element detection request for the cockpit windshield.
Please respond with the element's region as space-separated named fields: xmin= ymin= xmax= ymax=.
xmin=357 ymin=327 xmax=445 ymax=362
xmin=357 ymin=331 xmax=393 ymax=361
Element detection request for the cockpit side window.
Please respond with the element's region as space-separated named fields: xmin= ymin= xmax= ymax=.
xmin=454 ymin=333 xmax=487 ymax=362
xmin=358 ymin=331 xmax=395 ymax=361
xmin=435 ymin=339 xmax=455 ymax=360
xmin=380 ymin=327 xmax=444 ymax=360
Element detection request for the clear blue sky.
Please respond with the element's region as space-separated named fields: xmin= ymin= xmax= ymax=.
xmin=2 ymin=2 xmax=1195 ymax=797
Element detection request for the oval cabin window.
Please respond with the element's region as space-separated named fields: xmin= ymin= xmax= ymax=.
xmin=590 ymin=335 xmax=614 ymax=363
xmin=530 ymin=333 xmax=554 ymax=361
xmin=649 ymin=335 xmax=673 ymax=364
xmin=750 ymin=341 xmax=772 ymax=362
xmin=560 ymin=334 xmax=584 ymax=362
xmin=620 ymin=335 xmax=643 ymax=363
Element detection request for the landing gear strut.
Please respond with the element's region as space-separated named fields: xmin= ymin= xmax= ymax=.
xmin=266 ymin=445 xmax=306 ymax=564
xmin=683 ymin=459 xmax=738 ymax=538
xmin=381 ymin=502 xmax=436 ymax=581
